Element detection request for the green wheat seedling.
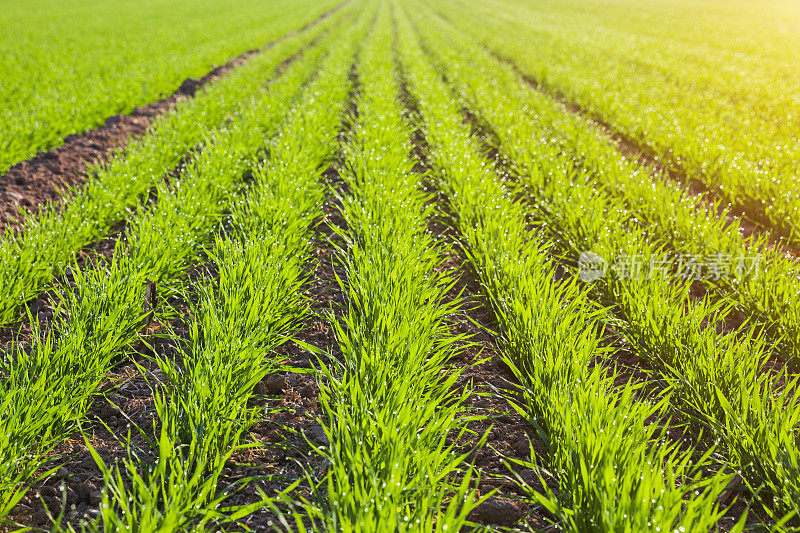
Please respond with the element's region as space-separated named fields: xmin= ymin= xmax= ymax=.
xmin=0 ymin=4 xmax=356 ymax=326
xmin=394 ymin=10 xmax=735 ymax=530
xmin=0 ymin=33 xmax=338 ymax=524
xmin=288 ymin=8 xmax=483 ymax=530
xmin=80 ymin=11 xmax=370 ymax=529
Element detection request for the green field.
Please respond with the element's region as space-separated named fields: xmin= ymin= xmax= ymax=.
xmin=1 ymin=0 xmax=799 ymax=531
xmin=426 ymin=0 xmax=800 ymax=243
xmin=0 ymin=0 xmax=339 ymax=173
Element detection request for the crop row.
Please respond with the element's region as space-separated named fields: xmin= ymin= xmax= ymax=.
xmin=423 ymin=0 xmax=800 ymax=246
xmin=0 ymin=4 xmax=353 ymax=325
xmin=402 ymin=1 xmax=800 ymax=527
xmin=0 ymin=16 xmax=356 ymax=524
xmin=0 ymin=0 xmax=342 ymax=173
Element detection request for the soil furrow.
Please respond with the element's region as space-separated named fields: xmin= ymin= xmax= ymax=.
xmin=0 ymin=16 xmax=340 ymax=338
xmin=0 ymin=0 xmax=348 ymax=235
xmin=393 ymin=43 xmax=550 ymax=528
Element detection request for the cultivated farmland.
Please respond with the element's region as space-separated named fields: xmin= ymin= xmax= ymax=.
xmin=1 ymin=0 xmax=799 ymax=531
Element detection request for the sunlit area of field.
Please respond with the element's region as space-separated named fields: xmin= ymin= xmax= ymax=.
xmin=427 ymin=0 xmax=800 ymax=243
xmin=0 ymin=0 xmax=339 ymax=173
xmin=1 ymin=0 xmax=798 ymax=531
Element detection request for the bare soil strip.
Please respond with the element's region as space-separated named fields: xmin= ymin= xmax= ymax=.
xmin=0 ymin=1 xmax=347 ymax=235
xmin=428 ymin=212 xmax=551 ymax=529
xmin=394 ymin=58 xmax=549 ymax=527
xmin=229 ymin=167 xmax=352 ymax=529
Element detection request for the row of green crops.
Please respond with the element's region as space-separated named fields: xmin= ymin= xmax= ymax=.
xmin=71 ymin=8 xmax=373 ymax=528
xmin=404 ymin=1 xmax=800 ymax=526
xmin=288 ymin=6 xmax=482 ymax=529
xmin=3 ymin=0 xmax=800 ymax=530
xmin=394 ymin=6 xmax=736 ymax=531
xmin=0 ymin=0 xmax=342 ymax=173
xmin=423 ymin=0 xmax=800 ymax=246
xmin=0 ymin=19 xmax=349 ymax=524
xmin=405 ymin=0 xmax=800 ymax=366
xmin=0 ymin=3 xmax=354 ymax=325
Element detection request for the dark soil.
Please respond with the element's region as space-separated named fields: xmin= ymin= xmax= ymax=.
xmin=435 ymin=245 xmax=552 ymax=530
xmin=0 ymin=62 xmax=246 ymax=236
xmin=0 ymin=1 xmax=347 ymax=236
xmin=208 ymin=168 xmax=349 ymax=530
